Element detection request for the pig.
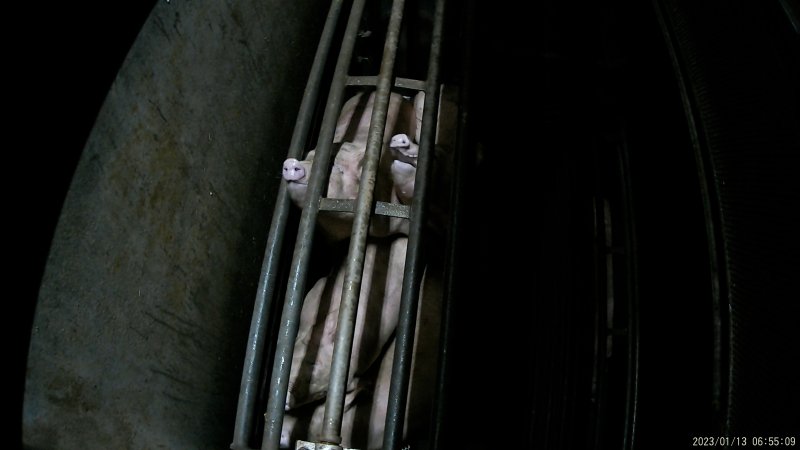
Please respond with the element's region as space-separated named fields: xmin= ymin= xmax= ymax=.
xmin=285 ymin=237 xmax=408 ymax=410
xmin=281 ymin=90 xmax=422 ymax=241
xmin=389 ymin=133 xmax=419 ymax=165
xmin=278 ymin=87 xmax=455 ymax=449
xmin=282 ymin=155 xmax=313 ymax=206
xmin=388 ymin=133 xmax=418 ymax=205
xmin=281 ymin=237 xmax=442 ymax=450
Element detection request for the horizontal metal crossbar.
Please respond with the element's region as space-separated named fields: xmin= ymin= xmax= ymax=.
xmin=346 ymin=75 xmax=426 ymax=91
xmin=319 ymin=198 xmax=411 ymax=218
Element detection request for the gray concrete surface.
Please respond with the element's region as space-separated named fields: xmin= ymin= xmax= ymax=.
xmin=23 ymin=1 xmax=324 ymax=447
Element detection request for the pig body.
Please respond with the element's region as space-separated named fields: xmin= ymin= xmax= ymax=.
xmin=286 ymin=237 xmax=408 ymax=410
xmin=281 ymin=237 xmax=442 ymax=450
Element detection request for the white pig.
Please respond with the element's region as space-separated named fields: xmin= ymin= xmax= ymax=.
xmin=281 ymin=236 xmax=442 ymax=450
xmin=281 ymin=90 xmax=422 ymax=241
xmin=285 ymin=237 xmax=408 ymax=410
xmin=279 ymin=87 xmax=453 ymax=449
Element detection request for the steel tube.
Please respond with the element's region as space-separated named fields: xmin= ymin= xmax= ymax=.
xmin=260 ymin=0 xmax=369 ymax=447
xmin=231 ymin=2 xmax=345 ymax=448
xmin=431 ymin=3 xmax=473 ymax=447
xmin=382 ymin=0 xmax=446 ymax=448
xmin=617 ymin=139 xmax=640 ymax=450
xmin=317 ymin=0 xmax=407 ymax=444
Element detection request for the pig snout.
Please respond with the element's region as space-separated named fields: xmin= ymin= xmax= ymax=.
xmin=282 ymin=158 xmax=308 ymax=183
xmin=390 ymin=133 xmax=411 ymax=150
xmin=283 ymin=156 xmax=314 ymax=209
xmin=389 ymin=133 xmax=418 ymax=167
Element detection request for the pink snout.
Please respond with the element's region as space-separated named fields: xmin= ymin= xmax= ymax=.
xmin=389 ymin=134 xmax=418 ymax=167
xmin=282 ymin=158 xmax=306 ymax=182
xmin=389 ymin=133 xmax=411 ymax=150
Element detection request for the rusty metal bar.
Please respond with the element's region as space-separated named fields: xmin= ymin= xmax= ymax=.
xmin=347 ymin=75 xmax=426 ymax=91
xmin=374 ymin=201 xmax=411 ymax=219
xmin=230 ymin=1 xmax=345 ymax=448
xmin=259 ymin=0 xmax=369 ymax=448
xmin=316 ymin=0 xmax=408 ymax=446
xmin=382 ymin=0 xmax=446 ymax=448
xmin=319 ymin=198 xmax=411 ymax=218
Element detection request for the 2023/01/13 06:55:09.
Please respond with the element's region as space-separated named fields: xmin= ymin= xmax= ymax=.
xmin=692 ymin=436 xmax=797 ymax=446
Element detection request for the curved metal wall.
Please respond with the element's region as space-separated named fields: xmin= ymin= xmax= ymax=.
xmin=655 ymin=0 xmax=799 ymax=436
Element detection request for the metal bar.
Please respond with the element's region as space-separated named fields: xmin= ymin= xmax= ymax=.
xmin=231 ymin=2 xmax=344 ymax=448
xmin=394 ymin=78 xmax=426 ymax=91
xmin=319 ymin=198 xmax=410 ymax=218
xmin=260 ymin=0 xmax=369 ymax=448
xmin=383 ymin=0 xmax=446 ymax=448
xmin=617 ymin=134 xmax=640 ymax=450
xmin=374 ymin=201 xmax=410 ymax=218
xmin=319 ymin=198 xmax=357 ymax=213
xmin=317 ymin=0 xmax=408 ymax=445
xmin=347 ymin=75 xmax=427 ymax=92
xmin=431 ymin=2 xmax=473 ymax=447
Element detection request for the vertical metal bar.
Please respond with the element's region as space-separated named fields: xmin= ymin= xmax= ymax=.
xmin=317 ymin=0 xmax=407 ymax=445
xmin=383 ymin=0 xmax=445 ymax=448
xmin=431 ymin=2 xmax=473 ymax=447
xmin=260 ymin=0 xmax=369 ymax=448
xmin=617 ymin=136 xmax=640 ymax=450
xmin=231 ymin=3 xmax=345 ymax=448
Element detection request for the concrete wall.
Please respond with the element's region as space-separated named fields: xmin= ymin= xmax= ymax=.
xmin=23 ymin=1 xmax=324 ymax=447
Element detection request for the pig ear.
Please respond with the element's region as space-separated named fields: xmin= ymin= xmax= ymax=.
xmin=305 ymin=150 xmax=316 ymax=161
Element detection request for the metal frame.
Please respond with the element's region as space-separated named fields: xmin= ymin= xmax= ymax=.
xmin=231 ymin=0 xmax=448 ymax=449
xmin=231 ymin=1 xmax=346 ymax=448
